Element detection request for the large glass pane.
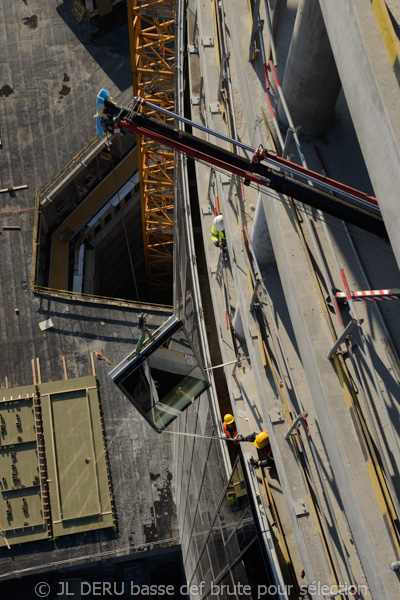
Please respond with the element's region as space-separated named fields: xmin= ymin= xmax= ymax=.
xmin=110 ymin=317 xmax=210 ymax=431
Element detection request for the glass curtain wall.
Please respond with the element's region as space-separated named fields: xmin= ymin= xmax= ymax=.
xmin=172 ymin=2 xmax=278 ymax=598
xmin=172 ymin=97 xmax=277 ymax=600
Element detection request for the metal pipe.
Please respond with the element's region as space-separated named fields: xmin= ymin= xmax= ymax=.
xmin=140 ymin=98 xmax=380 ymax=210
xmin=264 ymin=0 xmax=278 ymax=66
xmin=264 ymin=93 xmax=285 ymax=150
xmin=296 ymin=427 xmax=347 ymax=588
xmin=268 ymin=60 xmax=304 ymax=163
xmin=218 ymin=0 xmax=240 ymax=143
xmin=257 ymin=15 xmax=267 ymax=67
xmin=248 ymin=0 xmax=261 ymax=62
xmin=327 ymin=318 xmax=359 ymax=360
xmin=340 ymin=269 xmax=400 ymax=485
xmin=284 ymin=412 xmax=307 ymax=439
xmin=265 ymin=64 xmax=346 ymax=330
xmin=282 ymin=127 xmax=295 ymax=159
xmin=175 ymin=0 xmax=231 ymax=476
xmin=205 ymin=357 xmax=249 ymax=371
xmin=343 ymin=219 xmax=400 ymax=365
xmin=259 ymin=63 xmax=374 ymax=588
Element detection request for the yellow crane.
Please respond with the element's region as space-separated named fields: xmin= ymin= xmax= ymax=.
xmin=127 ymin=0 xmax=176 ymax=292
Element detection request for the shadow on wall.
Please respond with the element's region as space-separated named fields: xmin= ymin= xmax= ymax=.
xmin=56 ymin=2 xmax=132 ymax=92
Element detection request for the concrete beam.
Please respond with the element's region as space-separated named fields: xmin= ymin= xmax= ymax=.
xmin=319 ymin=0 xmax=400 ymax=272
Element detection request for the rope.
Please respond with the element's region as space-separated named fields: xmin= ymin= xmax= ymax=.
xmin=161 ymin=429 xmax=243 ymax=442
xmin=107 ymin=132 xmax=140 ymax=301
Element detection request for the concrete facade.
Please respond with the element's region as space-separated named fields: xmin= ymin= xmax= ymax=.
xmin=2 ymin=1 xmax=400 ymax=599
xmin=310 ymin=1 xmax=400 ymax=270
xmin=278 ymin=0 xmax=341 ymax=134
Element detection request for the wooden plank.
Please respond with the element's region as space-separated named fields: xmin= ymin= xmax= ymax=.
xmin=0 ymin=530 xmax=11 ymax=550
xmin=36 ymin=358 xmax=41 ymax=385
xmin=31 ymin=359 xmax=37 ymax=385
xmin=0 ymin=185 xmax=27 ymax=193
xmin=90 ymin=351 xmax=96 ymax=376
xmin=62 ymin=356 xmax=68 ymax=380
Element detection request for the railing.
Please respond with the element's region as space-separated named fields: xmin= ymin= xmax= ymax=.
xmin=36 ymin=135 xmax=101 ymax=203
xmin=30 ymin=285 xmax=172 ymax=312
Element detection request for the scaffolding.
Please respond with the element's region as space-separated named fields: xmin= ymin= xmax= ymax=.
xmin=127 ymin=0 xmax=176 ymax=291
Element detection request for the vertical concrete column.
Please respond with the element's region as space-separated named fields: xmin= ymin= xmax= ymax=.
xmin=251 ymin=194 xmax=275 ymax=270
xmin=278 ymin=0 xmax=341 ymax=135
xmin=233 ymin=308 xmax=245 ymax=341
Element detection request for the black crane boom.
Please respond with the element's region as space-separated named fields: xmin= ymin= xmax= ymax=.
xmin=98 ymin=93 xmax=385 ymax=238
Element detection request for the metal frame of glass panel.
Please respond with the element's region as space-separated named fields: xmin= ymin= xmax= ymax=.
xmin=109 ymin=315 xmax=210 ymax=432
xmin=188 ymin=455 xmax=280 ymax=599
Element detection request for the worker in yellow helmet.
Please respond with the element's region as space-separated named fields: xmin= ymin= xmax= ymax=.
xmin=222 ymin=414 xmax=259 ymax=446
xmin=250 ymin=431 xmax=275 ymax=468
xmin=222 ymin=413 xmax=240 ymax=445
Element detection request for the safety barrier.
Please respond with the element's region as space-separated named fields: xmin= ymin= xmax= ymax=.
xmin=30 ymin=191 xmax=41 ymax=290
xmin=30 ymin=285 xmax=172 ymax=312
xmin=37 ymin=136 xmax=101 ymax=203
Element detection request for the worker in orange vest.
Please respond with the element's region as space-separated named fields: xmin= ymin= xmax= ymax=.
xmin=223 ymin=414 xmax=259 ymax=446
xmin=249 ymin=431 xmax=275 ymax=468
xmin=222 ymin=414 xmax=241 ymax=445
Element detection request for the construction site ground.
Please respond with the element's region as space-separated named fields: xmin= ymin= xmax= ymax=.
xmin=0 ymin=0 xmax=178 ymax=582
xmin=1 ymin=0 xmax=400 ymax=598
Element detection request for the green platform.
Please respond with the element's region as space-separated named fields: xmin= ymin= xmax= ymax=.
xmin=0 ymin=377 xmax=114 ymax=547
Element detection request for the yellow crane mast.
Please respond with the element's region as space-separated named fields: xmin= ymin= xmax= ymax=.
xmin=127 ymin=0 xmax=176 ymax=292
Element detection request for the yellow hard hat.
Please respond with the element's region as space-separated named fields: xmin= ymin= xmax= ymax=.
xmin=224 ymin=413 xmax=235 ymax=425
xmin=254 ymin=431 xmax=269 ymax=449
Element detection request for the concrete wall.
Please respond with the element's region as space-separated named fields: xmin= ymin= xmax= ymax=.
xmin=278 ymin=0 xmax=341 ymax=134
xmin=318 ymin=0 xmax=400 ymax=272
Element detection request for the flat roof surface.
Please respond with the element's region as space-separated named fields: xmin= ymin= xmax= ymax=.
xmin=41 ymin=376 xmax=114 ymax=535
xmin=0 ymin=376 xmax=114 ymax=548
xmin=0 ymin=389 xmax=47 ymax=547
xmin=0 ymin=0 xmax=177 ymax=580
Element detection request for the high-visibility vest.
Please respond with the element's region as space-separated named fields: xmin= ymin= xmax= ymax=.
xmin=210 ymin=226 xmax=227 ymax=246
xmin=223 ymin=422 xmax=240 ymax=445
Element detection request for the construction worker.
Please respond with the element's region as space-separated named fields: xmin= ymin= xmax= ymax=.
xmin=210 ymin=215 xmax=228 ymax=254
xmin=223 ymin=414 xmax=240 ymax=445
xmin=249 ymin=431 xmax=275 ymax=468
xmin=223 ymin=414 xmax=261 ymax=446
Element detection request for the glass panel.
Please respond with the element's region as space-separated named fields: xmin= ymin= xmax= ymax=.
xmin=207 ymin=573 xmax=237 ymax=600
xmin=231 ymin=560 xmax=251 ymax=600
xmin=112 ymin=319 xmax=210 ymax=431
xmin=207 ymin=517 xmax=227 ymax=583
